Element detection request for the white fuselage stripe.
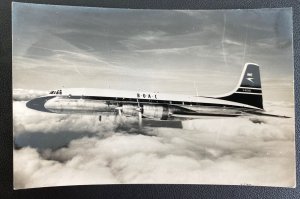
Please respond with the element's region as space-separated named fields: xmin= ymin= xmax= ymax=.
xmin=234 ymin=92 xmax=262 ymax=95
xmin=239 ymin=87 xmax=262 ymax=90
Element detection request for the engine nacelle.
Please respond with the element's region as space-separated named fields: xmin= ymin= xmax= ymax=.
xmin=142 ymin=104 xmax=169 ymax=120
xmin=122 ymin=104 xmax=139 ymax=116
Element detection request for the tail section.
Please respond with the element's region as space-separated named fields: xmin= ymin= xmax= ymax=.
xmin=218 ymin=63 xmax=264 ymax=109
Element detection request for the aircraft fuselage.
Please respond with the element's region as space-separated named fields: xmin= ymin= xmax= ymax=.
xmin=26 ymin=88 xmax=262 ymax=120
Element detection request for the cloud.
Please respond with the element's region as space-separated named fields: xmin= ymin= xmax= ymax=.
xmin=13 ymin=90 xmax=295 ymax=189
xmin=14 ymin=147 xmax=119 ymax=188
xmin=133 ymin=30 xmax=168 ymax=42
xmin=13 ymin=89 xmax=49 ymax=101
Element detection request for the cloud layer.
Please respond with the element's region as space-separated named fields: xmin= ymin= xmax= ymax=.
xmin=13 ymin=89 xmax=295 ymax=189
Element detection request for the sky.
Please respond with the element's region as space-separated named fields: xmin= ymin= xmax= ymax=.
xmin=12 ymin=3 xmax=294 ymax=102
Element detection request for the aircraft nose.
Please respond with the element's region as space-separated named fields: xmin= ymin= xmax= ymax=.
xmin=26 ymin=96 xmax=55 ymax=113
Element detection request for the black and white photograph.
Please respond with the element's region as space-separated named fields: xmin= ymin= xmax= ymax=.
xmin=12 ymin=2 xmax=295 ymax=189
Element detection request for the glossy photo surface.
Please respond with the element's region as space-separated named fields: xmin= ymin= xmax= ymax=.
xmin=12 ymin=2 xmax=295 ymax=188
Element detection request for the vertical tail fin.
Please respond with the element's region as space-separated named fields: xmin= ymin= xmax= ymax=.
xmin=218 ymin=63 xmax=264 ymax=109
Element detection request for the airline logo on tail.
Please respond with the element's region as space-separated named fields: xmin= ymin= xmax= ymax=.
xmin=246 ymin=73 xmax=254 ymax=83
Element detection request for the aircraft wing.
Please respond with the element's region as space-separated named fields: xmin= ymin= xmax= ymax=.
xmin=168 ymin=104 xmax=290 ymax=119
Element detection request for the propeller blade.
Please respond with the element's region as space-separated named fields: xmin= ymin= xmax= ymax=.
xmin=137 ymin=99 xmax=143 ymax=128
xmin=115 ymin=107 xmax=122 ymax=116
xmin=138 ymin=111 xmax=142 ymax=128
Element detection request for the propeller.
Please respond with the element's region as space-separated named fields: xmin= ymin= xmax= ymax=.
xmin=136 ymin=99 xmax=143 ymax=128
xmin=116 ymin=107 xmax=122 ymax=116
xmin=113 ymin=100 xmax=143 ymax=128
xmin=113 ymin=106 xmax=123 ymax=124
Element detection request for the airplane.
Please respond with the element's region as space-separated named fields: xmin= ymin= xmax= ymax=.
xmin=26 ymin=63 xmax=289 ymax=126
